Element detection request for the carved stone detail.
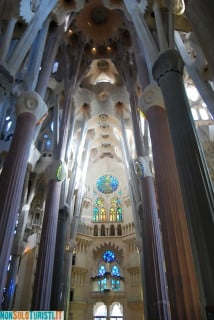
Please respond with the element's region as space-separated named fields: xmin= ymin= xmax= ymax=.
xmin=16 ymin=91 xmax=48 ymax=123
xmin=166 ymin=0 xmax=185 ymax=15
xmin=152 ymin=49 xmax=184 ymax=83
xmin=141 ymin=84 xmax=165 ymax=112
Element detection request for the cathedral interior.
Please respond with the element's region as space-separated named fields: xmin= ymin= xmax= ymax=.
xmin=0 ymin=0 xmax=214 ymax=319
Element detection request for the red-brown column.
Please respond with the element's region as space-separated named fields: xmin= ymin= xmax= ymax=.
xmin=135 ymin=158 xmax=170 ymax=320
xmin=142 ymin=84 xmax=204 ymax=319
xmin=31 ymin=160 xmax=66 ymax=310
xmin=0 ymin=91 xmax=47 ymax=300
xmin=152 ymin=50 xmax=214 ymax=311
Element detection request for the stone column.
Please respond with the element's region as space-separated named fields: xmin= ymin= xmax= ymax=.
xmin=50 ymin=206 xmax=69 ymax=310
xmin=31 ymin=160 xmax=67 ymax=310
xmin=135 ymin=157 xmax=171 ymax=320
xmin=141 ymin=84 xmax=204 ymax=319
xmin=185 ymin=0 xmax=214 ymax=77
xmin=152 ymin=49 xmax=214 ymax=310
xmin=129 ymin=92 xmax=170 ymax=319
xmin=0 ymin=91 xmax=47 ymax=300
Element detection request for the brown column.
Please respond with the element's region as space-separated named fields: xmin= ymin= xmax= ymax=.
xmin=31 ymin=160 xmax=66 ymax=310
xmin=136 ymin=158 xmax=170 ymax=320
xmin=130 ymin=92 xmax=170 ymax=319
xmin=152 ymin=49 xmax=214 ymax=311
xmin=0 ymin=91 xmax=47 ymax=301
xmin=141 ymin=84 xmax=204 ymax=319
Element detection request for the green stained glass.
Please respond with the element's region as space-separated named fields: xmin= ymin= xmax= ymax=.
xmin=93 ymin=207 xmax=99 ymax=221
xmin=116 ymin=207 xmax=122 ymax=221
xmin=96 ymin=175 xmax=119 ymax=194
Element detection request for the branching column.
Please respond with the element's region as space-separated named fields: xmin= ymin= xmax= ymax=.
xmin=0 ymin=91 xmax=47 ymax=300
xmin=142 ymin=84 xmax=204 ymax=319
xmin=152 ymin=49 xmax=214 ymax=309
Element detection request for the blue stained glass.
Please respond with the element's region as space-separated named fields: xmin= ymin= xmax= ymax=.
xmin=111 ymin=265 xmax=120 ymax=277
xmin=98 ymin=278 xmax=107 ymax=291
xmin=102 ymin=250 xmax=115 ymax=263
xmin=111 ymin=279 xmax=120 ymax=291
xmin=93 ymin=207 xmax=99 ymax=221
xmin=98 ymin=265 xmax=106 ymax=276
xmin=96 ymin=175 xmax=119 ymax=194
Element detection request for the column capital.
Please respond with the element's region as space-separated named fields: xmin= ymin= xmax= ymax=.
xmin=152 ymin=49 xmax=184 ymax=83
xmin=141 ymin=84 xmax=165 ymax=112
xmin=35 ymin=157 xmax=67 ymax=182
xmin=16 ymin=91 xmax=48 ymax=124
xmin=134 ymin=156 xmax=153 ymax=179
xmin=48 ymin=159 xmax=67 ymax=182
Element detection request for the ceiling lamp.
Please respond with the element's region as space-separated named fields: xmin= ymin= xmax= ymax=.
xmin=76 ymin=0 xmax=122 ymax=43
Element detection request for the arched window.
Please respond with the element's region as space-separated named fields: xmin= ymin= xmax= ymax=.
xmin=110 ymin=207 xmax=116 ymax=221
xmin=117 ymin=224 xmax=122 ymax=236
xmin=98 ymin=265 xmax=106 ymax=276
xmin=110 ymin=197 xmax=122 ymax=222
xmin=93 ymin=302 xmax=107 ymax=319
xmin=93 ymin=207 xmax=99 ymax=222
xmin=109 ymin=302 xmax=123 ymax=319
xmin=110 ymin=225 xmax=115 ymax=236
xmin=94 ymin=225 xmax=98 ymax=236
xmin=100 ymin=207 xmax=106 ymax=221
xmin=101 ymin=225 xmax=105 ymax=236
xmin=92 ymin=251 xmax=123 ymax=293
xmin=111 ymin=265 xmax=120 ymax=277
xmin=93 ymin=197 xmax=106 ymax=222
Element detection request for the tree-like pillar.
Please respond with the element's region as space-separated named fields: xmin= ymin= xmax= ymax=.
xmin=141 ymin=83 xmax=204 ymax=319
xmin=128 ymin=91 xmax=170 ymax=320
xmin=152 ymin=49 xmax=214 ymax=311
xmin=31 ymin=160 xmax=67 ymax=310
xmin=0 ymin=91 xmax=47 ymax=300
xmin=135 ymin=157 xmax=171 ymax=320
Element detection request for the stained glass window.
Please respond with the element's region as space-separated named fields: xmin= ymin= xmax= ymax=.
xmin=110 ymin=208 xmax=116 ymax=222
xmin=98 ymin=265 xmax=106 ymax=276
xmin=111 ymin=279 xmax=120 ymax=291
xmin=100 ymin=207 xmax=106 ymax=221
xmin=96 ymin=175 xmax=119 ymax=194
xmin=93 ymin=207 xmax=99 ymax=221
xmin=95 ymin=197 xmax=105 ymax=207
xmin=93 ymin=198 xmax=106 ymax=222
xmin=98 ymin=278 xmax=107 ymax=291
xmin=111 ymin=197 xmax=121 ymax=207
xmin=110 ymin=197 xmax=122 ymax=222
xmin=116 ymin=207 xmax=122 ymax=221
xmin=103 ymin=250 xmax=115 ymax=263
xmin=111 ymin=265 xmax=120 ymax=277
